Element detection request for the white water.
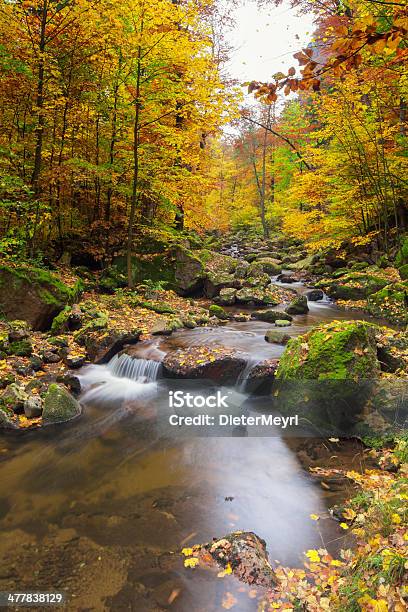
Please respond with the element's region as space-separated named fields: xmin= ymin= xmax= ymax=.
xmin=78 ymin=354 xmax=161 ymax=406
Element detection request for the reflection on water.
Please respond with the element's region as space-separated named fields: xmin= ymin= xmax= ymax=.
xmin=0 ymin=294 xmax=386 ymax=610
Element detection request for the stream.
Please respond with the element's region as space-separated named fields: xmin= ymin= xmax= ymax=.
xmin=0 ymin=276 xmax=392 ymax=611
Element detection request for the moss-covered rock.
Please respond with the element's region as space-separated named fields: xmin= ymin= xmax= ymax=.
xmin=99 ymin=266 xmax=127 ymax=294
xmin=275 ymin=319 xmax=292 ymax=327
xmin=0 ymin=264 xmax=82 ymax=330
xmin=318 ymin=271 xmax=389 ymax=300
xmin=209 ymin=304 xmax=229 ymax=320
xmin=265 ymin=330 xmax=291 ymax=345
xmin=251 ymin=310 xmax=292 ymax=323
xmin=8 ymin=339 xmax=33 ymax=357
xmin=396 ymin=236 xmax=408 ymax=267
xmin=255 ymin=257 xmax=282 ymax=275
xmin=0 ymin=402 xmax=17 ymax=429
xmin=42 ymin=383 xmax=81 ymax=424
xmin=367 ymin=282 xmax=408 ymax=326
xmin=218 ymin=288 xmax=237 ymax=306
xmin=235 ymin=287 xmax=278 ymax=306
xmin=277 ymin=320 xmax=380 ymax=380
xmin=285 ymin=295 xmax=309 ymax=315
xmin=398 ymin=263 xmax=408 ymax=281
xmin=173 ymin=247 xmax=204 ymax=296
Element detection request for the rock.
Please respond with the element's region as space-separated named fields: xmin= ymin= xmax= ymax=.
xmin=29 ymin=354 xmax=44 ymax=371
xmin=255 ymin=257 xmax=282 ymax=275
xmin=99 ymin=266 xmax=127 ymax=293
xmin=204 ymin=272 xmax=240 ymax=298
xmin=277 ymin=274 xmax=296 ymax=283
xmin=0 ymin=263 xmax=82 ymax=331
xmin=265 ymin=330 xmax=291 ymax=345
xmin=367 ymin=282 xmax=408 ymax=326
xmin=24 ymin=395 xmax=43 ymax=418
xmin=182 ymin=318 xmax=197 ymax=329
xmin=65 ymin=354 xmax=86 ymax=369
xmin=275 ymin=319 xmax=292 ymax=327
xmin=51 ymin=305 xmax=85 ymax=335
xmin=42 ymin=384 xmax=82 ymax=424
xmin=234 ymin=261 xmax=250 ymax=278
xmin=7 ymin=320 xmax=31 ymax=342
xmin=245 ymin=359 xmax=280 ymax=393
xmin=0 ymin=405 xmax=17 ymax=429
xmin=286 ymin=254 xmax=315 ymax=272
xmin=218 ymin=288 xmax=237 ymax=306
xmin=42 ymin=350 xmax=62 ymax=364
xmin=7 ymin=339 xmax=33 ymax=357
xmin=243 ymin=272 xmax=271 ymax=288
xmin=209 ymin=304 xmax=229 ymax=320
xmin=162 ymin=347 xmax=246 ymax=384
xmin=2 ymin=383 xmax=28 ymax=412
xmin=151 ymin=321 xmax=173 ymax=336
xmin=285 ymin=295 xmax=309 ymax=315
xmin=396 ymin=236 xmax=408 ymax=267
xmin=235 ymin=287 xmax=276 ymax=306
xmin=60 ymin=374 xmax=82 ymax=394
xmin=319 ymin=271 xmax=389 ymax=301
xmin=399 ymin=263 xmax=408 ymax=281
xmin=277 ymin=320 xmax=380 ymax=380
xmin=174 ymin=247 xmax=204 ymax=296
xmin=197 ymin=531 xmax=277 ymax=588
xmin=81 ymin=328 xmax=142 ymax=363
xmin=376 ymin=332 xmax=408 ymax=374
xmin=251 ymin=310 xmax=292 ymax=324
xmin=306 ymin=289 xmax=324 ymax=301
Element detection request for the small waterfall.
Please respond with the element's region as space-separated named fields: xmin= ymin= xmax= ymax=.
xmin=108 ymin=354 xmax=161 ymax=382
xmin=236 ymin=358 xmax=261 ymax=393
xmin=78 ymin=354 xmax=161 ymax=406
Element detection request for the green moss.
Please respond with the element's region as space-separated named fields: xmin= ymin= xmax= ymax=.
xmin=398 ymin=263 xmax=408 ymax=281
xmin=8 ymin=339 xmax=32 ymax=357
xmin=209 ymin=304 xmax=229 ymax=320
xmin=277 ymin=320 xmax=380 ymax=380
xmin=396 ymin=236 xmax=408 ymax=267
xmin=42 ymin=383 xmax=81 ymax=424
xmin=50 ymin=306 xmax=71 ymax=334
xmin=367 ymin=282 xmax=408 ymax=325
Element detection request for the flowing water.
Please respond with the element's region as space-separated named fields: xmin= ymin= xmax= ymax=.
xmin=0 ymin=279 xmax=393 ymax=611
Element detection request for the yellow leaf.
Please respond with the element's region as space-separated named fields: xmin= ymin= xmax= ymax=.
xmin=305 ymin=549 xmax=320 ymax=563
xmin=181 ymin=547 xmax=193 ymax=557
xmin=184 ymin=557 xmax=199 ymax=569
xmin=310 ymin=514 xmax=320 ymax=521
xmin=340 ymin=523 xmax=349 ymax=530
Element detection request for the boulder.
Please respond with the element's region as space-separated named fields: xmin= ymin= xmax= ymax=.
xmin=98 ymin=265 xmax=127 ymax=293
xmin=276 ymin=274 xmax=296 ymax=283
xmin=319 ymin=271 xmax=389 ymax=301
xmin=162 ymin=347 xmax=246 ymax=384
xmin=0 ymin=263 xmax=82 ymax=331
xmin=174 ymin=248 xmax=204 ymax=296
xmin=2 ymin=383 xmax=28 ymax=412
xmin=7 ymin=339 xmax=33 ymax=357
xmin=217 ymin=288 xmax=237 ymax=306
xmin=80 ymin=328 xmax=142 ymax=363
xmin=306 ymin=289 xmax=324 ymax=301
xmin=204 ymin=272 xmax=240 ymax=298
xmin=151 ymin=321 xmax=174 ymax=336
xmin=265 ymin=330 xmax=291 ymax=345
xmin=286 ymin=254 xmax=315 ymax=272
xmin=255 ymin=257 xmax=282 ymax=275
xmin=42 ymin=384 xmax=82 ymax=424
xmin=276 ymin=321 xmax=380 ymax=380
xmin=208 ymin=305 xmax=229 ymax=320
xmin=367 ymin=282 xmax=408 ymax=326
xmin=7 ymin=320 xmax=31 ymax=342
xmin=285 ymin=295 xmax=309 ymax=315
xmin=235 ymin=287 xmax=279 ymax=306
xmin=251 ymin=310 xmax=292 ymax=323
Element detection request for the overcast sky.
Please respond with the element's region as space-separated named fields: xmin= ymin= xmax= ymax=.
xmin=224 ymin=0 xmax=315 ymax=104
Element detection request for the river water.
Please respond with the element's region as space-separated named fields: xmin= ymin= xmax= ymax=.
xmin=0 ymin=282 xmax=393 ymax=611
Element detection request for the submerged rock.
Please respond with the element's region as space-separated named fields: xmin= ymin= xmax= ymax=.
xmin=42 ymin=384 xmax=81 ymax=424
xmin=209 ymin=304 xmax=229 ymax=320
xmin=196 ymin=531 xmax=277 ymax=588
xmin=275 ymin=320 xmax=292 ymax=327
